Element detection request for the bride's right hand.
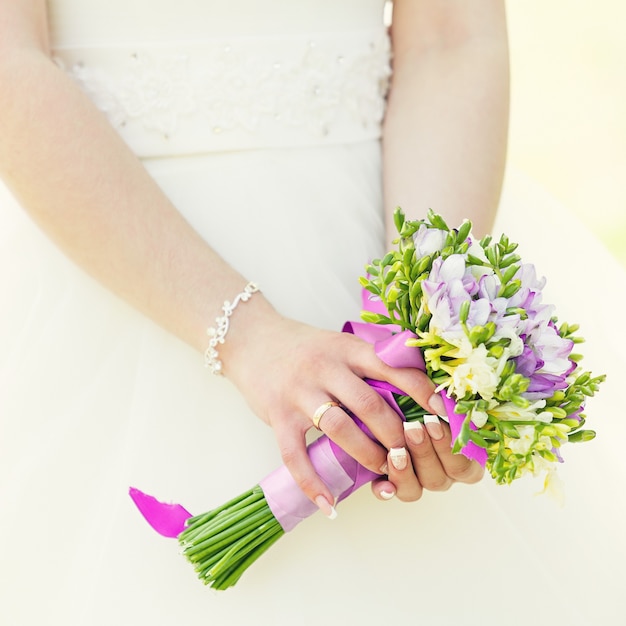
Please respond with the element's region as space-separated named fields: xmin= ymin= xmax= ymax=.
xmin=219 ymin=294 xmax=481 ymax=516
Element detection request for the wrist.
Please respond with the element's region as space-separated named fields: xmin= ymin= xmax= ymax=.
xmin=203 ymin=281 xmax=260 ymax=375
xmin=205 ymin=285 xmax=281 ymax=380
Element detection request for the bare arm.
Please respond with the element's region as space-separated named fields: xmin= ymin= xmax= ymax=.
xmin=0 ymin=1 xmax=257 ymax=356
xmin=384 ymin=0 xmax=509 ymax=240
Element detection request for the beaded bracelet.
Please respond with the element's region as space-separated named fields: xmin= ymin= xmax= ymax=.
xmin=204 ymin=282 xmax=260 ymax=375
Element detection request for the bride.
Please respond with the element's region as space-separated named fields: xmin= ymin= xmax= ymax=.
xmin=1 ymin=1 xmax=624 ymax=624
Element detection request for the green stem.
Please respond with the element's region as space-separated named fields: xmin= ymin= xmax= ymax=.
xmin=205 ymin=520 xmax=283 ymax=580
xmin=212 ymin=528 xmax=285 ymax=590
xmin=181 ymin=493 xmax=267 ymax=546
xmin=183 ymin=506 xmax=275 ymax=558
xmin=181 ymin=488 xmax=264 ymax=541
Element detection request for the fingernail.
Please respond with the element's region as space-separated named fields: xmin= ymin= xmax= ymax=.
xmin=404 ymin=421 xmax=425 ymax=445
xmin=315 ymin=495 xmax=338 ymax=520
xmin=428 ymin=393 xmax=447 ymax=418
xmin=390 ymin=447 xmax=408 ymax=471
xmin=424 ymin=414 xmax=444 ymax=440
xmin=380 ymin=490 xmax=395 ymax=500
xmin=379 ymin=462 xmax=389 ymax=475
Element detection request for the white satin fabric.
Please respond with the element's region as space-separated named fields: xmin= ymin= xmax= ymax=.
xmin=1 ymin=2 xmax=625 ymax=625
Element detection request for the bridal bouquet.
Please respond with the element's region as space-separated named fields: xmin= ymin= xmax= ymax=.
xmin=130 ymin=209 xmax=603 ymax=590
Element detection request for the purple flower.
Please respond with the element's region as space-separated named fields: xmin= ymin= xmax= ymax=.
xmin=515 ymin=345 xmax=542 ymax=378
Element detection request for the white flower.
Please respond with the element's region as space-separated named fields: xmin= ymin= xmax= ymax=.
xmin=442 ymin=332 xmax=473 ymax=356
xmin=490 ymin=400 xmax=551 ymax=423
xmin=413 ymin=224 xmax=447 ymax=256
xmin=450 ymin=344 xmax=500 ymax=400
xmin=493 ymin=324 xmax=525 ymax=358
xmin=467 ymin=240 xmax=488 ymax=263
xmin=538 ymin=468 xmax=565 ymax=506
xmin=438 ymin=254 xmax=467 ymax=282
xmin=506 ymin=425 xmax=536 ymax=455
xmin=470 ymin=408 xmax=489 ymax=428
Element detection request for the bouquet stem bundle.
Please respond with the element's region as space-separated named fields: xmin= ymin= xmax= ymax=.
xmin=179 ymin=487 xmax=284 ymax=590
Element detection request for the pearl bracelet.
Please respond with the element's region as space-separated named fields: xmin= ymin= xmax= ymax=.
xmin=203 ymin=282 xmax=260 ymax=375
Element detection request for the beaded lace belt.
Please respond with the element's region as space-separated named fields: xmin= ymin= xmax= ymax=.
xmin=54 ymin=32 xmax=391 ymax=157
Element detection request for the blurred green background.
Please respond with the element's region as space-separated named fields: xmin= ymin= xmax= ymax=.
xmin=507 ymin=1 xmax=625 ymax=265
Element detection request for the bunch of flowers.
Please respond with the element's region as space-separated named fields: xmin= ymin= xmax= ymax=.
xmin=361 ymin=209 xmax=602 ymax=485
xmin=130 ymin=209 xmax=603 ymax=590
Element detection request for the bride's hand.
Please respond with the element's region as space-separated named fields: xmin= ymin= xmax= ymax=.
xmin=370 ymin=419 xmax=484 ymax=502
xmin=221 ymin=296 xmax=483 ymax=514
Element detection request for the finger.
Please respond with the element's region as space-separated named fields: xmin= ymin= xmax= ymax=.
xmin=424 ymin=416 xmax=486 ymax=484
xmin=345 ymin=339 xmax=448 ymax=419
xmin=312 ymin=399 xmax=389 ymax=476
xmin=403 ymin=421 xmax=453 ymax=492
xmin=386 ymin=445 xmax=423 ymax=502
xmin=274 ymin=423 xmax=338 ymax=519
xmin=387 ymin=368 xmax=449 ymax=418
xmin=370 ymin=477 xmax=397 ymax=501
xmin=327 ymin=373 xmax=406 ymax=454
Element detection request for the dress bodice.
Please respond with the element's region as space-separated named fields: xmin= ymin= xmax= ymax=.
xmin=48 ymin=0 xmax=391 ymax=157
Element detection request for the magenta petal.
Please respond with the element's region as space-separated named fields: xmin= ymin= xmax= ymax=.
xmin=129 ymin=487 xmax=192 ymax=538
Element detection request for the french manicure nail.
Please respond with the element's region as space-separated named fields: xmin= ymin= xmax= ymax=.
xmin=380 ymin=490 xmax=395 ymax=500
xmin=315 ymin=495 xmax=338 ymax=520
xmin=428 ymin=393 xmax=447 ymax=418
xmin=390 ymin=447 xmax=408 ymax=471
xmin=379 ymin=462 xmax=389 ymax=475
xmin=424 ymin=414 xmax=444 ymax=440
xmin=404 ymin=420 xmax=425 ymax=445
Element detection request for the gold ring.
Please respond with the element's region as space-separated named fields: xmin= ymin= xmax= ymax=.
xmin=312 ymin=401 xmax=341 ymax=430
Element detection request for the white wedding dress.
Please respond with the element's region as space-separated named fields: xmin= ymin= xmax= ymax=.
xmin=2 ymin=1 xmax=626 ymax=625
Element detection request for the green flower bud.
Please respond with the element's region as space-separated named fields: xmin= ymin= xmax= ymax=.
xmin=500 ymin=280 xmax=522 ymax=299
xmin=548 ymin=390 xmax=566 ymax=403
xmin=383 ymin=268 xmax=398 ymax=284
xmin=544 ymin=406 xmax=568 ymax=419
xmin=469 ymin=431 xmax=489 ymax=449
xmin=485 ymin=245 xmax=500 ymax=267
xmin=538 ymin=449 xmax=559 ymax=463
xmin=416 ymin=254 xmax=432 ymax=275
xmin=502 ymin=264 xmax=520 ymax=284
xmin=568 ymin=429 xmax=596 ymax=443
xmin=490 ymin=344 xmax=505 ymax=359
xmin=500 ymin=422 xmax=520 ymax=439
xmin=499 ymin=253 xmax=521 ymax=268
xmin=386 ymin=286 xmax=401 ymax=304
xmin=393 ymin=207 xmax=405 ymax=233
xmin=428 ymin=209 xmax=449 ymax=231
xmin=467 ymin=253 xmax=487 ymax=266
xmin=456 ymin=220 xmax=472 ymax=243
xmin=541 ymin=425 xmax=559 ymax=437
xmin=361 ymin=312 xmax=393 ymax=325
xmin=402 ymin=247 xmax=414 ymax=266
xmin=480 ymin=234 xmax=493 ymax=248
xmin=559 ymin=418 xmax=582 ymax=429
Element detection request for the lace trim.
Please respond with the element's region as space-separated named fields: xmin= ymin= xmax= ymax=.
xmin=54 ymin=34 xmax=391 ymax=148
